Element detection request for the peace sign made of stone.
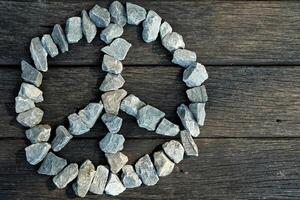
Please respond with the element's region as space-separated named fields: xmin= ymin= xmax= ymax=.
xmin=15 ymin=1 xmax=208 ymax=198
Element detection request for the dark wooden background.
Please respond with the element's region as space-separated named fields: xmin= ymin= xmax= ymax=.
xmin=1 ymin=0 xmax=300 ymax=199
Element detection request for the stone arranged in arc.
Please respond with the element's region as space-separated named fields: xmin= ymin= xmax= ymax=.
xmin=51 ymin=24 xmax=69 ymax=53
xmin=105 ymin=152 xmax=128 ymax=173
xmin=18 ymin=82 xmax=43 ymax=103
xmin=30 ymin=37 xmax=48 ymax=72
xmin=101 ymin=113 xmax=123 ymax=133
xmin=109 ymin=1 xmax=127 ymax=27
xmin=180 ymin=130 xmax=199 ymax=157
xmin=51 ymin=125 xmax=73 ymax=152
xmin=89 ymin=4 xmax=110 ymax=28
xmin=105 ymin=173 xmax=126 ymax=196
xmin=25 ymin=124 xmax=51 ymax=144
xmin=101 ymin=38 xmax=132 ymax=61
xmin=15 ymin=96 xmax=35 ymax=114
xmin=25 ymin=142 xmax=51 ymax=165
xmin=89 ymin=165 xmax=109 ymax=195
xmin=177 ymin=104 xmax=200 ymax=137
xmin=16 ymin=107 xmax=44 ymax=127
xmin=41 ymin=34 xmax=59 ymax=58
xmin=53 ymin=163 xmax=79 ymax=189
xmin=38 ymin=152 xmax=67 ymax=176
xmin=81 ymin=10 xmax=97 ymax=43
xmin=99 ymin=132 xmax=125 ymax=154
xmin=162 ymin=140 xmax=185 ymax=164
xmin=135 ymin=154 xmax=159 ymax=186
xmin=121 ymin=165 xmax=142 ymax=188
xmin=137 ymin=105 xmax=165 ymax=131
xmin=65 ymin=17 xmax=82 ymax=44
xmin=21 ymin=60 xmax=43 ymax=87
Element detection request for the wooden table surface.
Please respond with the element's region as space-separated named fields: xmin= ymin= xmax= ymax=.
xmin=1 ymin=1 xmax=300 ymax=199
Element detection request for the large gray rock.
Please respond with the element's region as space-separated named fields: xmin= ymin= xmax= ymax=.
xmin=137 ymin=105 xmax=165 ymax=131
xmin=155 ymin=118 xmax=179 ymax=136
xmin=16 ymin=107 xmax=44 ymax=128
xmin=25 ymin=124 xmax=51 ymax=143
xmin=81 ymin=10 xmax=97 ymax=43
xmin=160 ymin=21 xmax=172 ymax=39
xmin=105 ymin=173 xmax=126 ymax=196
xmin=189 ymin=103 xmax=206 ymax=126
xmin=109 ymin=1 xmax=127 ymax=27
xmin=121 ymin=165 xmax=142 ymax=188
xmin=30 ymin=37 xmax=48 ymax=72
xmin=25 ymin=142 xmax=51 ymax=165
xmin=99 ymin=132 xmax=125 ymax=153
xmin=180 ymin=130 xmax=198 ymax=156
xmin=172 ymin=49 xmax=197 ymax=68
xmin=100 ymin=23 xmax=124 ymax=44
xmin=101 ymin=113 xmax=123 ymax=133
xmin=51 ymin=24 xmax=69 ymax=53
xmin=101 ymin=38 xmax=132 ymax=61
xmin=162 ymin=32 xmax=185 ymax=52
xmin=183 ymin=62 xmax=208 ymax=87
xmin=101 ymin=89 xmax=127 ymax=115
xmin=52 ymin=125 xmax=73 ymax=152
xmin=99 ymin=73 xmax=125 ymax=92
xmin=15 ymin=96 xmax=35 ymax=114
xmin=162 ymin=140 xmax=184 ymax=164
xmin=89 ymin=165 xmax=109 ymax=195
xmin=105 ymin=152 xmax=128 ymax=173
xmin=126 ymin=2 xmax=146 ymax=25
xmin=142 ymin=10 xmax=162 ymax=43
xmin=21 ymin=60 xmax=43 ymax=87
xmin=68 ymin=113 xmax=90 ymax=135
xmin=41 ymin=34 xmax=59 ymax=58
xmin=135 ymin=154 xmax=159 ymax=186
xmin=53 ymin=163 xmax=79 ymax=189
xmin=38 ymin=152 xmax=67 ymax=176
xmin=65 ymin=17 xmax=82 ymax=44
xmin=18 ymin=82 xmax=43 ymax=103
xmin=78 ymin=102 xmax=103 ymax=128
xmin=186 ymin=85 xmax=208 ymax=103
xmin=102 ymin=54 xmax=123 ymax=74
xmin=153 ymin=151 xmax=175 ymax=177
xmin=120 ymin=94 xmax=145 ymax=117
xmin=89 ymin=4 xmax=110 ymax=28
xmin=177 ymin=104 xmax=200 ymax=137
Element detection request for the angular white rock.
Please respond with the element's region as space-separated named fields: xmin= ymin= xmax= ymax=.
xmin=51 ymin=24 xmax=69 ymax=53
xmin=25 ymin=142 xmax=51 ymax=165
xmin=155 ymin=118 xmax=179 ymax=136
xmin=89 ymin=165 xmax=109 ymax=195
xmin=142 ymin=10 xmax=162 ymax=43
xmin=137 ymin=105 xmax=165 ymax=131
xmin=105 ymin=173 xmax=126 ymax=196
xmin=120 ymin=94 xmax=146 ymax=117
xmin=38 ymin=152 xmax=67 ymax=176
xmin=101 ymin=38 xmax=132 ymax=61
xmin=78 ymin=102 xmax=103 ymax=128
xmin=180 ymin=130 xmax=198 ymax=156
xmin=81 ymin=10 xmax=97 ymax=43
xmin=18 ymin=82 xmax=43 ymax=103
xmin=89 ymin=4 xmax=110 ymax=28
xmin=183 ymin=62 xmax=208 ymax=87
xmin=100 ymin=73 xmax=125 ymax=92
xmin=99 ymin=132 xmax=125 ymax=154
xmin=101 ymin=113 xmax=123 ymax=133
xmin=177 ymin=104 xmax=200 ymax=137
xmin=15 ymin=96 xmax=35 ymax=113
xmin=160 ymin=21 xmax=172 ymax=39
xmin=100 ymin=23 xmax=124 ymax=44
xmin=25 ymin=124 xmax=51 ymax=144
xmin=41 ymin=34 xmax=59 ymax=58
xmin=105 ymin=152 xmax=128 ymax=173
xmin=126 ymin=2 xmax=146 ymax=25
xmin=153 ymin=151 xmax=175 ymax=177
xmin=102 ymin=54 xmax=123 ymax=74
xmin=30 ymin=37 xmax=48 ymax=72
xmin=186 ymin=85 xmax=208 ymax=103
xmin=109 ymin=1 xmax=127 ymax=27
xmin=189 ymin=103 xmax=206 ymax=126
xmin=53 ymin=163 xmax=79 ymax=189
xmin=135 ymin=154 xmax=159 ymax=186
xmin=162 ymin=140 xmax=184 ymax=164
xmin=51 ymin=125 xmax=73 ymax=152
xmin=121 ymin=165 xmax=142 ymax=188
xmin=21 ymin=60 xmax=43 ymax=87
xmin=101 ymin=89 xmax=127 ymax=115
xmin=16 ymin=107 xmax=44 ymax=128
xmin=68 ymin=113 xmax=90 ymax=135
xmin=65 ymin=17 xmax=82 ymax=44
xmin=162 ymin=32 xmax=185 ymax=52
xmin=172 ymin=49 xmax=197 ymax=68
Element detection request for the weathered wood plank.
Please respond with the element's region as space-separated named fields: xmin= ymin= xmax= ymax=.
xmin=2 ymin=66 xmax=300 ymax=138
xmin=1 ymin=1 xmax=300 ymax=65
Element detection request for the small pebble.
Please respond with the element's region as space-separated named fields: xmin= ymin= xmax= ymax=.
xmin=65 ymin=17 xmax=82 ymax=44
xmin=177 ymin=104 xmax=200 ymax=137
xmin=135 ymin=154 xmax=159 ymax=186
xmin=160 ymin=21 xmax=172 ymax=39
xmin=100 ymin=23 xmax=124 ymax=44
xmin=101 ymin=89 xmax=127 ymax=115
xmin=105 ymin=173 xmax=126 ymax=196
xmin=18 ymin=82 xmax=43 ymax=103
xmin=109 ymin=1 xmax=127 ymax=27
xmin=172 ymin=49 xmax=197 ymax=68
xmin=51 ymin=125 xmax=73 ymax=152
xmin=25 ymin=142 xmax=51 ymax=165
xmin=99 ymin=132 xmax=125 ymax=153
xmin=68 ymin=113 xmax=90 ymax=135
xmin=53 ymin=163 xmax=79 ymax=189
xmin=180 ymin=130 xmax=198 ymax=156
xmin=183 ymin=62 xmax=208 ymax=87
xmin=121 ymin=165 xmax=142 ymax=188
xmin=120 ymin=94 xmax=146 ymax=117
xmin=51 ymin=24 xmax=69 ymax=53
xmin=126 ymin=2 xmax=146 ymax=25
xmin=142 ymin=10 xmax=162 ymax=43
xmin=162 ymin=32 xmax=185 ymax=52
xmin=41 ymin=34 xmax=59 ymax=58
xmin=81 ymin=10 xmax=97 ymax=43
xmin=162 ymin=140 xmax=184 ymax=164
xmin=78 ymin=102 xmax=103 ymax=128
xmin=21 ymin=60 xmax=43 ymax=87
xmin=102 ymin=54 xmax=123 ymax=74
xmin=38 ymin=152 xmax=67 ymax=176
xmin=16 ymin=107 xmax=44 ymax=128
xmin=101 ymin=38 xmax=132 ymax=61
xmin=155 ymin=118 xmax=180 ymax=136
xmin=153 ymin=151 xmax=175 ymax=177
xmin=105 ymin=152 xmax=128 ymax=173
xmin=137 ymin=105 xmax=165 ymax=131
xmin=30 ymin=37 xmax=48 ymax=72
xmin=89 ymin=165 xmax=109 ymax=195
xmin=25 ymin=124 xmax=51 ymax=144
xmin=100 ymin=73 xmax=125 ymax=92
xmin=15 ymin=96 xmax=35 ymax=114
xmin=101 ymin=113 xmax=123 ymax=133
xmin=89 ymin=4 xmax=110 ymax=28
xmin=186 ymin=85 xmax=208 ymax=103
xmin=189 ymin=103 xmax=206 ymax=126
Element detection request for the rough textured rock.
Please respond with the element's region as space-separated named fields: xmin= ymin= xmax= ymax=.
xmin=162 ymin=140 xmax=184 ymax=164
xmin=105 ymin=152 xmax=128 ymax=173
xmin=155 ymin=118 xmax=179 ymax=136
xmin=101 ymin=113 xmax=123 ymax=133
xmin=101 ymin=89 xmax=127 ymax=115
xmin=30 ymin=37 xmax=48 ymax=72
xmin=172 ymin=49 xmax=197 ymax=68
xmin=89 ymin=165 xmax=109 ymax=195
xmin=105 ymin=173 xmax=126 ymax=196
xmin=21 ymin=60 xmax=43 ymax=87
xmin=52 ymin=125 xmax=73 ymax=152
xmin=121 ymin=165 xmax=142 ymax=188
xmin=18 ymin=82 xmax=43 ymax=103
xmin=142 ymin=10 xmax=162 ymax=43
xmin=16 ymin=107 xmax=44 ymax=128
xmin=135 ymin=154 xmax=159 ymax=186
xmin=51 ymin=24 xmax=69 ymax=53
xmin=177 ymin=104 xmax=200 ymax=137
xmin=25 ymin=124 xmax=51 ymax=144
xmin=89 ymin=4 xmax=110 ymax=28
xmin=53 ymin=163 xmax=79 ymax=189
xmin=186 ymin=85 xmax=208 ymax=103
xmin=180 ymin=130 xmax=198 ymax=156
xmin=38 ymin=152 xmax=67 ymax=176
xmin=183 ymin=62 xmax=208 ymax=87
xmin=25 ymin=143 xmax=51 ymax=165
xmin=102 ymin=54 xmax=123 ymax=74
xmin=78 ymin=102 xmax=103 ymax=128
xmin=137 ymin=105 xmax=165 ymax=131
xmin=120 ymin=94 xmax=146 ymax=117
xmin=109 ymin=1 xmax=127 ymax=27
xmin=100 ymin=23 xmax=124 ymax=44
xmin=41 ymin=34 xmax=59 ymax=58
xmin=153 ymin=151 xmax=175 ymax=177
xmin=15 ymin=96 xmax=35 ymax=114
xmin=65 ymin=17 xmax=82 ymax=44
xmin=126 ymin=2 xmax=146 ymax=25
xmin=81 ymin=10 xmax=97 ymax=43
xmin=162 ymin=32 xmax=185 ymax=52
xmin=99 ymin=132 xmax=125 ymax=153
xmin=68 ymin=113 xmax=90 ymax=135
xmin=100 ymin=73 xmax=125 ymax=92
xmin=189 ymin=103 xmax=206 ymax=126
xmin=101 ymin=38 xmax=132 ymax=61
xmin=160 ymin=21 xmax=172 ymax=39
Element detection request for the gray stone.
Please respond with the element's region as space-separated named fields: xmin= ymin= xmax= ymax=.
xmin=120 ymin=94 xmax=146 ymax=117
xmin=100 ymin=23 xmax=124 ymax=44
xmin=89 ymin=165 xmax=109 ymax=195
xmin=51 ymin=24 xmax=69 ymax=53
xmin=101 ymin=113 xmax=123 ymax=133
xmin=21 ymin=60 xmax=43 ymax=87
xmin=160 ymin=21 xmax=172 ymax=39
xmin=53 ymin=163 xmax=79 ymax=189
xmin=38 ymin=152 xmax=67 ymax=176
xmin=183 ymin=62 xmax=208 ymax=87
xmin=101 ymin=89 xmax=127 ymax=115
xmin=126 ymin=2 xmax=146 ymax=25
xmin=16 ymin=107 xmax=44 ymax=128
xmin=101 ymin=38 xmax=132 ymax=61
xmin=99 ymin=73 xmax=125 ymax=92
xmin=102 ymin=54 xmax=123 ymax=74
xmin=30 ymin=37 xmax=48 ymax=72
xmin=78 ymin=102 xmax=103 ymax=128
xmin=135 ymin=154 xmax=159 ymax=186
xmin=189 ymin=103 xmax=206 ymax=126
xmin=186 ymin=85 xmax=208 ymax=103
xmin=177 ymin=104 xmax=200 ymax=137
xmin=121 ymin=165 xmax=142 ymax=188
xmin=172 ymin=49 xmax=197 ymax=68
xmin=25 ymin=124 xmax=51 ymax=144
xmin=15 ymin=96 xmax=35 ymax=113
xmin=65 ymin=17 xmax=82 ymax=44
xmin=153 ymin=151 xmax=175 ymax=177
xmin=105 ymin=152 xmax=128 ymax=173
xmin=180 ymin=130 xmax=198 ymax=156
xmin=99 ymin=132 xmax=125 ymax=154
xmin=68 ymin=113 xmax=90 ymax=135
xmin=162 ymin=140 xmax=184 ymax=164
xmin=89 ymin=4 xmax=110 ymax=28
xmin=41 ymin=34 xmax=59 ymax=58
xmin=25 ymin=142 xmax=51 ymax=165
xmin=18 ymin=82 xmax=43 ymax=103
xmin=51 ymin=125 xmax=73 ymax=152
xmin=81 ymin=10 xmax=97 ymax=43
xmin=137 ymin=105 xmax=165 ymax=131
xmin=162 ymin=32 xmax=185 ymax=52
xmin=105 ymin=173 xmax=126 ymax=196
xmin=155 ymin=118 xmax=179 ymax=136
xmin=109 ymin=1 xmax=127 ymax=27
xmin=73 ymin=160 xmax=95 ymax=198
xmin=142 ymin=10 xmax=162 ymax=43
